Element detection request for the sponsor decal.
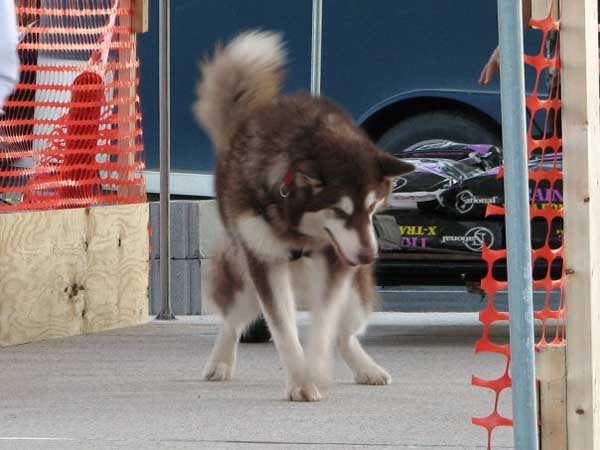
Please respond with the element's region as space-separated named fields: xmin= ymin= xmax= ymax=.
xmin=533 ymin=202 xmax=563 ymax=210
xmin=451 ymin=188 xmax=563 ymax=213
xmin=394 ymin=177 xmax=408 ymax=189
xmin=531 ymin=188 xmax=563 ymax=210
xmin=441 ymin=226 xmax=495 ymax=252
xmin=454 ymin=190 xmax=500 ymax=214
xmin=398 ymin=225 xmax=438 ymax=236
xmin=530 ymin=188 xmax=563 ymax=203
xmin=400 ymin=237 xmax=429 ymax=249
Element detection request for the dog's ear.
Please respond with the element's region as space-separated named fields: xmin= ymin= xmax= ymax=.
xmin=295 ymin=160 xmax=323 ymax=189
xmin=377 ymin=152 xmax=414 ymax=179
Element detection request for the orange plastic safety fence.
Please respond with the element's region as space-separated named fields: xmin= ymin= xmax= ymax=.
xmin=472 ymin=5 xmax=564 ymax=449
xmin=0 ymin=0 xmax=145 ymax=211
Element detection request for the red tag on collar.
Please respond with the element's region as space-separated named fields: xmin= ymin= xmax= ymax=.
xmin=282 ymin=169 xmax=295 ymax=187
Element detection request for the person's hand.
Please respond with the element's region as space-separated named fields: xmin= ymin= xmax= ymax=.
xmin=479 ymin=47 xmax=500 ymax=85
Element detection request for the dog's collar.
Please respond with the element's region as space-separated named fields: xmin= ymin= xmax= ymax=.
xmin=288 ymin=248 xmax=312 ymax=261
xmin=279 ymin=169 xmax=295 ymax=198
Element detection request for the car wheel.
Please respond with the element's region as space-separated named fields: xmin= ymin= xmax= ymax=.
xmin=376 ymin=111 xmax=501 ymax=154
xmin=240 ymin=316 xmax=271 ymax=343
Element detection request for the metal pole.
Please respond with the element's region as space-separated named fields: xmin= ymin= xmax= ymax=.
xmin=497 ymin=1 xmax=537 ymax=449
xmin=157 ymin=0 xmax=174 ymax=320
xmin=311 ymin=0 xmax=322 ymax=96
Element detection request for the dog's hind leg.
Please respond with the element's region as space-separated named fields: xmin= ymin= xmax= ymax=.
xmin=245 ymin=252 xmax=321 ymax=402
xmin=203 ymin=244 xmax=261 ymax=382
xmin=337 ymin=269 xmax=392 ymax=385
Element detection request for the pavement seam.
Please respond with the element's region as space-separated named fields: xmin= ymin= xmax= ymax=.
xmin=0 ymin=437 xmax=512 ymax=448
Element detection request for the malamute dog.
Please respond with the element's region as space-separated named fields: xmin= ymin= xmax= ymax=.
xmin=193 ymin=31 xmax=413 ymax=401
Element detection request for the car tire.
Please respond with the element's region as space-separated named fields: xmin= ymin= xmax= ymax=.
xmin=240 ymin=316 xmax=271 ymax=343
xmin=376 ymin=111 xmax=501 ymax=154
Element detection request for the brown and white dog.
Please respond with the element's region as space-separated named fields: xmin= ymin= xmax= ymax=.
xmin=193 ymin=31 xmax=413 ymax=401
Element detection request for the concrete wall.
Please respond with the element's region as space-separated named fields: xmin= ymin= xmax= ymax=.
xmin=148 ymin=201 xmax=223 ymax=315
xmin=148 ymin=201 xmax=561 ymax=315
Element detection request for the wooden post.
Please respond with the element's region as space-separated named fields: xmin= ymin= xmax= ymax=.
xmin=117 ymin=0 xmax=143 ymax=199
xmin=532 ymin=0 xmax=559 ymax=20
xmin=560 ymin=0 xmax=600 ymax=448
xmin=132 ymin=0 xmax=149 ymax=33
xmin=537 ymin=345 xmax=567 ymax=450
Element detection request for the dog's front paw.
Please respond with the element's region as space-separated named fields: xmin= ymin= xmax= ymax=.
xmin=202 ymin=361 xmax=233 ymax=382
xmin=354 ymin=364 xmax=392 ymax=385
xmin=286 ymin=380 xmax=322 ymax=402
xmin=308 ymin=360 xmax=332 ymax=388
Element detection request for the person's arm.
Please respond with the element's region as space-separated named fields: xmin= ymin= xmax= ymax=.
xmin=479 ymin=0 xmax=532 ymax=85
xmin=0 ymin=0 xmax=20 ymax=113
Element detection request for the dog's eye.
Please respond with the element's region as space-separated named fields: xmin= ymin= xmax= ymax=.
xmin=331 ymin=207 xmax=350 ymax=219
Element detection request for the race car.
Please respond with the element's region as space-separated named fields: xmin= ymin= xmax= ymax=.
xmin=374 ymin=140 xmax=563 ymax=286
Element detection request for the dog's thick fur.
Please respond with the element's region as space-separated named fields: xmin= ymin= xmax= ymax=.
xmin=193 ymin=31 xmax=413 ymax=401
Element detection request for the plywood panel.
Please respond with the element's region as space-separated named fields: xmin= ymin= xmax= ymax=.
xmin=0 ymin=203 xmax=149 ymax=346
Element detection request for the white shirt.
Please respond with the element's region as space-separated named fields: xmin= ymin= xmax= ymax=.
xmin=0 ymin=0 xmax=19 ymax=112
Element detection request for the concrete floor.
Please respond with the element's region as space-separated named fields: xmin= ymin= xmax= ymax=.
xmin=0 ymin=314 xmax=513 ymax=450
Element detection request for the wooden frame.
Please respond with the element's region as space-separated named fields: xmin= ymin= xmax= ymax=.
xmin=132 ymin=0 xmax=149 ymax=33
xmin=117 ymin=0 xmax=146 ymax=199
xmin=537 ymin=345 xmax=567 ymax=450
xmin=561 ymin=0 xmax=600 ymax=448
xmin=0 ymin=204 xmax=149 ymax=346
xmin=532 ymin=0 xmax=559 ymax=19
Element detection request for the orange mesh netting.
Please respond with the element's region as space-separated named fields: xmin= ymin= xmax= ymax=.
xmin=0 ymin=0 xmax=145 ymax=211
xmin=472 ymin=5 xmax=564 ymax=449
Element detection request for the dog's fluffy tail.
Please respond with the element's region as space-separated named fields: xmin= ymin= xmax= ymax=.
xmin=193 ymin=30 xmax=286 ymax=154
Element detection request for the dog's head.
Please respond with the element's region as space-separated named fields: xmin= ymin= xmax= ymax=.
xmin=288 ymin=142 xmax=413 ymax=267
